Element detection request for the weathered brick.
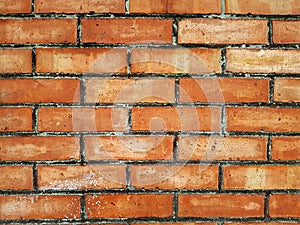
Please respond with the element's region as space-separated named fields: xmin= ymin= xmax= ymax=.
xmin=226 ymin=0 xmax=300 ymax=15
xmin=224 ymin=165 xmax=300 ymax=190
xmin=273 ymin=20 xmax=300 ymax=44
xmin=38 ymin=165 xmax=126 ymax=190
xmin=179 ymin=78 xmax=269 ymax=103
xmin=0 ymin=19 xmax=76 ymax=44
xmin=0 ymin=49 xmax=32 ymax=73
xmin=36 ymin=48 xmax=127 ymax=73
xmin=0 ymin=195 xmax=80 ymax=219
xmin=178 ymin=19 xmax=268 ymax=44
xmin=227 ymin=107 xmax=300 ymax=132
xmin=0 ymin=0 xmax=31 ymax=13
xmin=178 ymin=136 xmax=267 ymax=160
xmin=38 ymin=107 xmax=128 ymax=132
xmin=0 ymin=166 xmax=32 ymax=190
xmin=0 ymin=108 xmax=32 ymax=132
xmin=86 ymin=78 xmax=175 ymax=103
xmin=0 ymin=79 xmax=80 ymax=103
xmin=226 ymin=49 xmax=300 ymax=74
xmin=35 ymin=0 xmax=125 ymax=13
xmin=0 ymin=136 xmax=80 ymax=161
xmin=131 ymin=165 xmax=218 ymax=189
xmin=178 ymin=194 xmax=264 ymax=217
xmin=132 ymin=107 xmax=221 ymax=132
xmin=269 ymin=194 xmax=300 ymax=218
xmin=272 ymin=136 xmax=300 ymax=160
xmin=86 ymin=194 xmax=173 ymax=218
xmin=82 ymin=19 xmax=172 ymax=44
xmin=131 ymin=48 xmax=221 ymax=74
xmin=274 ymin=78 xmax=300 ymax=102
xmin=85 ymin=136 xmax=174 ymax=160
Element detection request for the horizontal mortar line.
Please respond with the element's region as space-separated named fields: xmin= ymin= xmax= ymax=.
xmin=0 ymin=13 xmax=300 ymax=19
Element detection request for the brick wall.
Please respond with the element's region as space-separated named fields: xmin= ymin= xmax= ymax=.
xmin=0 ymin=0 xmax=299 ymax=224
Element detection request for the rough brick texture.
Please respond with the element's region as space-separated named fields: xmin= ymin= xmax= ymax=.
xmin=0 ymin=0 xmax=299 ymax=223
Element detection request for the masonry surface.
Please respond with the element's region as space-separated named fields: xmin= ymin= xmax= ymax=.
xmin=0 ymin=0 xmax=299 ymax=224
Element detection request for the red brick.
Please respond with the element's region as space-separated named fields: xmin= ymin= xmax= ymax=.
xmin=38 ymin=165 xmax=126 ymax=190
xmin=131 ymin=48 xmax=221 ymax=74
xmin=133 ymin=223 xmax=217 ymax=225
xmin=0 ymin=195 xmax=80 ymax=219
xmin=269 ymin=194 xmax=300 ymax=218
xmin=274 ymin=78 xmax=300 ymax=102
xmin=0 ymin=108 xmax=32 ymax=132
xmin=36 ymin=48 xmax=127 ymax=73
xmin=0 ymin=49 xmax=32 ymax=73
xmin=179 ymin=78 xmax=269 ymax=103
xmin=35 ymin=0 xmax=125 ymax=13
xmin=273 ymin=20 xmax=300 ymax=44
xmin=226 ymin=49 xmax=300 ymax=74
xmin=178 ymin=194 xmax=264 ymax=217
xmin=86 ymin=78 xmax=175 ymax=103
xmin=131 ymin=165 xmax=218 ymax=189
xmin=224 ymin=165 xmax=300 ymax=190
xmin=0 ymin=166 xmax=32 ymax=190
xmin=178 ymin=136 xmax=267 ymax=161
xmin=167 ymin=0 xmax=221 ymax=14
xmin=82 ymin=19 xmax=172 ymax=44
xmin=132 ymin=107 xmax=221 ymax=132
xmin=0 ymin=79 xmax=80 ymax=103
xmin=38 ymin=107 xmax=128 ymax=132
xmin=0 ymin=0 xmax=31 ymax=13
xmin=130 ymin=0 xmax=221 ymax=14
xmin=0 ymin=19 xmax=76 ymax=44
xmin=0 ymin=136 xmax=80 ymax=161
xmin=85 ymin=136 xmax=174 ymax=160
xmin=227 ymin=107 xmax=300 ymax=132
xmin=272 ymin=136 xmax=300 ymax=160
xmin=178 ymin=19 xmax=267 ymax=44
xmin=226 ymin=0 xmax=300 ymax=15
xmin=224 ymin=223 xmax=297 ymax=225
xmin=86 ymin=194 xmax=173 ymax=218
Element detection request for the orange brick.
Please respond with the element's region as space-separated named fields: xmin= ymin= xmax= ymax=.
xmin=168 ymin=0 xmax=221 ymax=14
xmin=86 ymin=78 xmax=175 ymax=103
xmin=36 ymin=48 xmax=127 ymax=73
xmin=38 ymin=107 xmax=128 ymax=132
xmin=0 ymin=0 xmax=31 ymax=13
xmin=0 ymin=19 xmax=76 ymax=44
xmin=35 ymin=0 xmax=125 ymax=13
xmin=226 ymin=0 xmax=300 ymax=15
xmin=133 ymin=223 xmax=217 ymax=225
xmin=272 ymin=136 xmax=300 ymax=160
xmin=0 ymin=79 xmax=80 ymax=103
xmin=131 ymin=165 xmax=218 ymax=189
xmin=224 ymin=165 xmax=300 ymax=190
xmin=179 ymin=78 xmax=269 ymax=103
xmin=178 ymin=19 xmax=268 ymax=44
xmin=0 ymin=136 xmax=80 ymax=161
xmin=0 ymin=108 xmax=32 ymax=132
xmin=274 ymin=78 xmax=300 ymax=102
xmin=38 ymin=165 xmax=126 ymax=190
xmin=86 ymin=194 xmax=173 ymax=218
xmin=0 ymin=195 xmax=80 ymax=219
xmin=226 ymin=49 xmax=300 ymax=74
xmin=0 ymin=49 xmax=32 ymax=73
xmin=227 ymin=107 xmax=300 ymax=132
xmin=82 ymin=19 xmax=172 ymax=44
xmin=269 ymin=194 xmax=300 ymax=218
xmin=131 ymin=48 xmax=221 ymax=74
xmin=178 ymin=136 xmax=267 ymax=160
xmin=178 ymin=194 xmax=264 ymax=217
xmin=224 ymin=223 xmax=297 ymax=225
xmin=132 ymin=107 xmax=221 ymax=132
xmin=0 ymin=166 xmax=32 ymax=190
xmin=129 ymin=0 xmax=168 ymax=13
xmin=273 ymin=20 xmax=300 ymax=44
xmin=85 ymin=136 xmax=174 ymax=160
